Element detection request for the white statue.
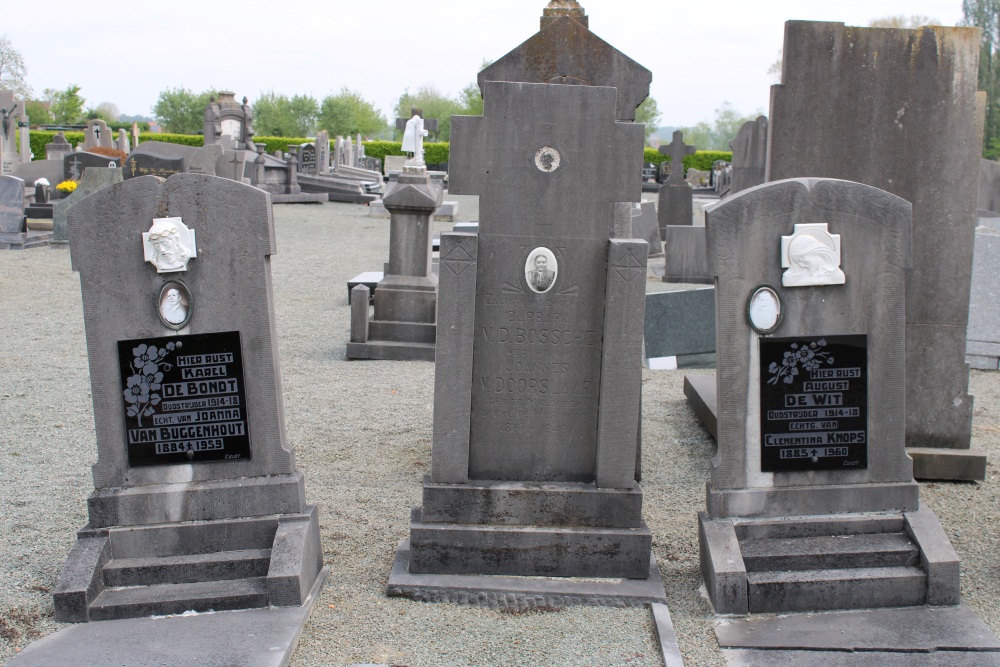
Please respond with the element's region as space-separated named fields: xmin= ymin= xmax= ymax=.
xmin=402 ymin=115 xmax=428 ymax=167
xmin=781 ymin=223 xmax=846 ymax=287
xmin=143 ymin=217 xmax=197 ymax=273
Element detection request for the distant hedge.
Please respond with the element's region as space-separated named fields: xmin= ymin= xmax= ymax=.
xmin=28 ymin=129 xmax=729 ymax=174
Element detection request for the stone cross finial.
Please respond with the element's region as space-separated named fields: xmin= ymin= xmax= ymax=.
xmin=659 ymin=130 xmax=696 ymax=185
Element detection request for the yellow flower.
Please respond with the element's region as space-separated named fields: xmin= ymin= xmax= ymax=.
xmin=56 ymin=180 xmax=78 ymax=193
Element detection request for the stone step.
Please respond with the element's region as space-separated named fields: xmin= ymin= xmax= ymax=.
xmin=747 ymin=566 xmax=926 ymax=613
xmin=735 ymin=513 xmax=905 ymax=541
xmin=741 ymin=533 xmax=919 ymax=572
xmin=103 ymin=548 xmax=272 ymax=587
xmin=88 ymin=514 xmax=280 ymax=560
xmin=89 ymin=577 xmax=269 ymax=621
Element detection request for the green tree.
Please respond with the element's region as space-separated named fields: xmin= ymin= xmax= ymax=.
xmin=457 ymin=60 xmax=494 ymax=117
xmin=46 ymin=84 xmax=86 ymax=125
xmin=153 ymin=87 xmax=216 ymax=134
xmin=393 ymin=86 xmax=463 ymax=141
xmin=317 ymin=88 xmax=387 ymax=139
xmin=85 ymin=101 xmax=119 ymax=122
xmin=635 ymin=96 xmax=661 ymax=142
xmin=963 ymin=0 xmax=1000 ymax=155
xmin=253 ymin=91 xmax=318 ymax=137
xmin=869 ymin=15 xmax=939 ymax=28
xmin=23 ymin=99 xmax=52 ymax=125
xmin=679 ymin=102 xmax=762 ymax=151
xmin=0 ymin=35 xmax=31 ymax=98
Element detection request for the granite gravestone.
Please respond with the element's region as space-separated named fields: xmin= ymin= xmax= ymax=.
xmin=657 ymin=131 xmax=695 ymax=229
xmin=45 ymin=132 xmax=73 ymax=161
xmin=186 ymin=143 xmax=225 ymax=176
xmin=390 ymin=80 xmax=660 ymax=599
xmin=979 ymin=159 xmax=1000 ymax=214
xmin=730 ymin=115 xmax=768 ymax=195
xmin=297 ymin=143 xmax=316 ymax=175
xmin=347 ymin=168 xmax=443 ymax=361
xmin=83 ymin=119 xmax=114 ymax=150
xmin=632 ymin=201 xmax=663 ymax=257
xmin=116 ymin=128 xmax=130 ymax=154
xmin=966 ymin=225 xmax=1000 ymax=370
xmin=53 ymin=173 xmax=324 ymax=622
xmin=0 ymin=174 xmax=26 ymax=241
xmin=767 ymin=22 xmax=984 ymax=480
xmin=315 ymin=131 xmax=330 ymax=175
xmin=52 ymin=168 xmax=124 ymax=243
xmin=65 ymin=152 xmax=120 ymax=181
xmin=122 ymin=152 xmax=187 ymax=180
xmin=697 ymin=177 xmax=959 ymax=615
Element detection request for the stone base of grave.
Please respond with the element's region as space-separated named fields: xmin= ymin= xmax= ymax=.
xmin=346 ymin=284 xmax=436 ymax=361
xmin=387 ymin=540 xmax=666 ymax=608
xmin=53 ymin=504 xmax=324 ymax=623
xmin=0 ymin=230 xmax=52 ymax=249
xmin=405 ymin=478 xmax=654 ymax=580
xmin=368 ymin=199 xmax=459 ymax=222
xmin=269 ymin=192 xmax=327 ymax=204
xmin=699 ymin=502 xmax=959 ymax=615
xmin=662 ymin=226 xmax=711 ymax=284
xmin=297 ymin=173 xmax=378 ymax=203
xmin=683 ymin=373 xmax=989 ymax=482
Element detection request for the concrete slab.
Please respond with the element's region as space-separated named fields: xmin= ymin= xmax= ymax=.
xmin=715 ymin=604 xmax=1000 ymax=652
xmin=683 ymin=374 xmax=718 ymax=440
xmin=652 ymin=602 xmax=685 ymax=667
xmin=723 ymin=649 xmax=1000 ymax=666
xmin=8 ymin=566 xmax=328 ymax=667
xmin=386 ymin=540 xmax=666 ymax=608
xmin=270 ymin=193 xmax=327 ymax=204
xmin=908 ymin=447 xmax=987 ymax=482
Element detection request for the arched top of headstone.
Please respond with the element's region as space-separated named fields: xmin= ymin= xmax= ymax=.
xmin=478 ymin=9 xmax=650 ymax=121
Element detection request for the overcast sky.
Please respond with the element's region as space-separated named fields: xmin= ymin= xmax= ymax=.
xmin=8 ymin=0 xmax=967 ymax=129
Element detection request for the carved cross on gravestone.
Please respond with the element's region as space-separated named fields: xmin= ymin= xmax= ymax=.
xmin=395 ymin=107 xmax=439 ymax=138
xmin=659 ymin=130 xmax=696 ymax=185
xmin=93 ymin=123 xmax=101 ymax=142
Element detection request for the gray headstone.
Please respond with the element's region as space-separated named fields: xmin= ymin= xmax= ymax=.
xmin=315 ymin=131 xmax=330 ymax=175
xmin=403 ymin=80 xmax=653 ymax=582
xmin=0 ymin=174 xmax=25 ymax=234
xmin=54 ymin=173 xmax=323 ymax=622
xmin=967 ymin=226 xmax=1000 ymax=369
xmin=729 ymin=115 xmax=768 ymax=194
xmin=767 ymin=22 xmax=981 ymax=453
xmin=83 ymin=119 xmax=113 ymax=150
xmin=122 ymin=152 xmax=187 ymax=180
xmin=131 ymin=141 xmax=198 ymax=160
xmin=979 ymin=158 xmax=1000 ymax=215
xmin=187 ymin=143 xmax=225 ymax=176
xmin=52 ymin=168 xmax=124 ymax=242
xmin=64 ymin=151 xmax=121 ymax=181
xmin=45 ymin=132 xmax=73 ymax=161
xmin=478 ymin=5 xmax=651 ymax=121
xmin=13 ymin=159 xmax=64 ymax=192
xmin=657 ymin=131 xmax=696 ymax=232
xmin=632 ymin=201 xmax=663 ymax=256
xmin=116 ymin=128 xmax=130 ymax=154
xmin=698 ymin=177 xmax=960 ymax=616
xmin=643 ymin=287 xmax=715 ymax=364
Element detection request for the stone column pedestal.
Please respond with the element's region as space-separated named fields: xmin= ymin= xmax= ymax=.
xmin=347 ymin=168 xmax=443 ymax=361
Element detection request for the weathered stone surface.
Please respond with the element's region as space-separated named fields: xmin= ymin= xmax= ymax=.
xmin=967 ymin=226 xmax=1000 ymax=372
xmin=662 ymin=226 xmax=710 ymax=283
xmin=644 ymin=287 xmax=715 ymax=360
xmin=478 ymin=9 xmax=651 ymax=121
xmin=0 ymin=174 xmax=24 ymax=234
xmin=730 ymin=116 xmax=768 ymax=194
xmin=706 ymin=178 xmax=915 ymax=516
xmin=52 ymin=168 xmax=123 ymax=242
xmin=980 ymin=158 xmax=1000 ymax=214
xmin=767 ymin=22 xmax=981 ymax=451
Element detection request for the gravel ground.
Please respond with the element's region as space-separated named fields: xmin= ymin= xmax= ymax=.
xmin=1 ymin=198 xmax=999 ymax=666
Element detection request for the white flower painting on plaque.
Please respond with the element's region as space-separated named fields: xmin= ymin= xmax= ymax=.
xmin=142 ymin=217 xmax=197 ymax=273
xmin=780 ymin=223 xmax=846 ymax=287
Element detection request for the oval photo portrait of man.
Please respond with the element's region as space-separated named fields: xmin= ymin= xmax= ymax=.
xmin=524 ymin=247 xmax=558 ymax=294
xmin=158 ymin=281 xmax=192 ymax=330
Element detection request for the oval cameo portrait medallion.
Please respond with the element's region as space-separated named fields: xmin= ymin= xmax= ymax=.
xmin=747 ymin=286 xmax=782 ymax=334
xmin=524 ymin=247 xmax=558 ymax=294
xmin=158 ymin=281 xmax=192 ymax=330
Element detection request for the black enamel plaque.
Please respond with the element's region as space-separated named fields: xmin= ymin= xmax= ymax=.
xmin=118 ymin=331 xmax=251 ymax=466
xmin=759 ymin=334 xmax=867 ymax=472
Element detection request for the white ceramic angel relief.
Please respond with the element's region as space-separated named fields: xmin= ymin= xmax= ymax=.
xmin=781 ymin=223 xmax=846 ymax=287
xmin=143 ymin=217 xmax=197 ymax=273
